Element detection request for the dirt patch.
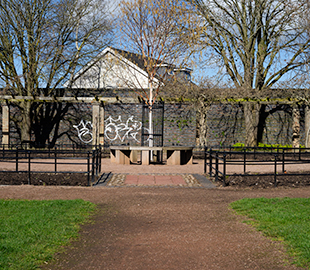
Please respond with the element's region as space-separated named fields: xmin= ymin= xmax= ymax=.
xmin=225 ymin=173 xmax=310 ymax=189
xmin=0 ymin=172 xmax=89 ymax=186
xmin=1 ymin=170 xmax=310 ymax=189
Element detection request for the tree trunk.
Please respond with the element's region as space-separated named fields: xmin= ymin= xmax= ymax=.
xmin=244 ymin=103 xmax=261 ymax=147
xmin=257 ymin=104 xmax=268 ymax=144
xmin=292 ymin=104 xmax=300 ymax=148
xmin=305 ymin=105 xmax=310 ymax=148
xmin=20 ymin=101 xmax=32 ymax=144
xmin=196 ymin=103 xmax=209 ymax=147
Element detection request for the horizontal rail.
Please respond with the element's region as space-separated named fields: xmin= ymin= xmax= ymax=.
xmin=0 ymin=147 xmax=102 ymax=186
xmin=204 ymin=147 xmax=310 ymax=187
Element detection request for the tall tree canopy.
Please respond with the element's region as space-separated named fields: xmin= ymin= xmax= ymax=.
xmin=188 ymin=0 xmax=310 ymax=146
xmin=119 ymin=0 xmax=195 ymax=149
xmin=119 ymin=0 xmax=195 ymax=105
xmin=0 ymin=0 xmax=112 ymax=146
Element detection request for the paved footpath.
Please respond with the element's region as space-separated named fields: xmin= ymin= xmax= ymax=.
xmin=125 ymin=174 xmax=186 ymax=186
xmin=0 ymin=185 xmax=307 ymax=270
xmin=0 ymin=159 xmax=309 ymax=269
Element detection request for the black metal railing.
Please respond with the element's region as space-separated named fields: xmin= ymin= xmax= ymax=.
xmin=0 ymin=146 xmax=103 ymax=186
xmin=141 ymin=101 xmax=164 ymax=147
xmin=204 ymin=146 xmax=310 ymax=187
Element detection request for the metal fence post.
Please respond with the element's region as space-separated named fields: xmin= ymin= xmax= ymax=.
xmin=204 ymin=147 xmax=207 ymax=174
xmin=87 ymin=151 xmax=90 ymax=186
xmin=209 ymin=148 xmax=213 ymax=177
xmin=215 ymin=151 xmax=218 ymax=182
xmin=99 ymin=146 xmax=102 ymax=173
xmin=282 ymin=148 xmax=285 ymax=173
xmin=54 ymin=146 xmax=57 ymax=172
xmin=274 ymin=154 xmax=277 ymax=187
xmin=243 ymin=148 xmax=246 ymax=174
xmin=28 ymin=151 xmax=31 ymax=185
xmin=96 ymin=148 xmax=99 ymax=176
xmin=15 ymin=146 xmax=18 ymax=172
xmin=223 ymin=153 xmax=227 ymax=187
xmin=92 ymin=150 xmax=95 ymax=183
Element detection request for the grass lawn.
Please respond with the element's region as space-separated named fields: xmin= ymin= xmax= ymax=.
xmin=0 ymin=199 xmax=96 ymax=269
xmin=231 ymin=197 xmax=310 ymax=269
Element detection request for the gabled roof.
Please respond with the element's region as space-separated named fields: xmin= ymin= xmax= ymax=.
xmin=64 ymin=46 xmax=192 ymax=88
xmin=111 ymin=47 xmax=177 ymax=73
xmin=64 ymin=47 xmax=151 ymax=88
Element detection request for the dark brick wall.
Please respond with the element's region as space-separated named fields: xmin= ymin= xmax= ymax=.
xmin=205 ymin=104 xmax=304 ymax=146
xmin=104 ymin=103 xmax=143 ymax=146
xmin=2 ymin=102 xmax=307 ymax=147
xmin=163 ymin=104 xmax=196 ymax=146
xmin=3 ymin=102 xmax=195 ymax=147
xmin=206 ymin=104 xmax=245 ymax=146
xmin=103 ymin=103 xmax=196 ymax=147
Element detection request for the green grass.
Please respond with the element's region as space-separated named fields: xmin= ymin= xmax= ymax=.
xmin=231 ymin=197 xmax=310 ymax=268
xmin=0 ymin=199 xmax=96 ymax=269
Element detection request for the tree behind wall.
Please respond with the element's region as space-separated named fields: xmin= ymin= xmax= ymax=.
xmin=119 ymin=0 xmax=195 ymax=148
xmin=188 ymin=0 xmax=310 ymax=146
xmin=0 ymin=0 xmax=112 ymax=147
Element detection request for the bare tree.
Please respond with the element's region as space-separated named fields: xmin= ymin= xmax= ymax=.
xmin=188 ymin=0 xmax=310 ymax=146
xmin=0 ymin=0 xmax=112 ymax=146
xmin=119 ymin=0 xmax=195 ymax=148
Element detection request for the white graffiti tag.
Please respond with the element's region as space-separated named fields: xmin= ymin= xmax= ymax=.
xmin=104 ymin=116 xmax=149 ymax=143
xmin=73 ymin=120 xmax=93 ymax=144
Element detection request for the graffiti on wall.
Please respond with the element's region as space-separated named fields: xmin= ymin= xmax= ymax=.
xmin=105 ymin=116 xmax=148 ymax=143
xmin=73 ymin=116 xmax=149 ymax=144
xmin=73 ymin=120 xmax=93 ymax=144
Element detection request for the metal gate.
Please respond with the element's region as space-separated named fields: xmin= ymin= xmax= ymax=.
xmin=141 ymin=101 xmax=164 ymax=147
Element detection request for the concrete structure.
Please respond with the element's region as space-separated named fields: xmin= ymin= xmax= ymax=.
xmin=110 ymin=146 xmax=193 ymax=165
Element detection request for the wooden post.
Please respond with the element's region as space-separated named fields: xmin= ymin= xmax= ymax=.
xmin=2 ymin=104 xmax=9 ymax=145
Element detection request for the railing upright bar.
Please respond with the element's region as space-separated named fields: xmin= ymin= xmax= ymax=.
xmin=204 ymin=147 xmax=207 ymax=174
xmin=274 ymin=154 xmax=277 ymax=187
xmin=15 ymin=146 xmax=18 ymax=172
xmin=215 ymin=152 xmax=218 ymax=182
xmin=282 ymin=148 xmax=285 ymax=173
xmin=54 ymin=147 xmax=57 ymax=172
xmin=87 ymin=151 xmax=90 ymax=186
xmin=243 ymin=148 xmax=246 ymax=174
xmin=223 ymin=153 xmax=227 ymax=187
xmin=209 ymin=148 xmax=213 ymax=177
xmin=91 ymin=150 xmax=95 ymax=183
xmin=96 ymin=149 xmax=100 ymax=175
xmin=94 ymin=149 xmax=96 ymax=175
xmin=28 ymin=151 xmax=31 ymax=185
xmin=99 ymin=146 xmax=102 ymax=173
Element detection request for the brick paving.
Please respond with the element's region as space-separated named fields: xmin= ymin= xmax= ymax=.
xmin=124 ymin=174 xmax=187 ymax=186
xmin=104 ymin=173 xmax=203 ymax=187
